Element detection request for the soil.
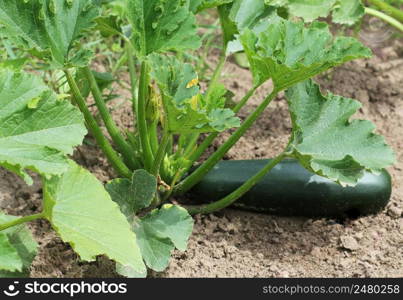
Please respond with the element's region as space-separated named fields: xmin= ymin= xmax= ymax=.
xmin=0 ymin=25 xmax=402 ymax=278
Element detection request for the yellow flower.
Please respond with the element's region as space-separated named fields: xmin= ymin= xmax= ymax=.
xmin=186 ymin=77 xmax=198 ymax=88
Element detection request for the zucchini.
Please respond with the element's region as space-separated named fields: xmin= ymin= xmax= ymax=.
xmin=190 ymin=159 xmax=392 ymax=217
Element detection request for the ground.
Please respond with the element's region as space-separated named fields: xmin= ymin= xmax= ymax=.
xmin=0 ymin=24 xmax=402 ymax=278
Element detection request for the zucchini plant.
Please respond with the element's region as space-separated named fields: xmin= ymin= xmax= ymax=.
xmin=0 ymin=0 xmax=396 ymax=277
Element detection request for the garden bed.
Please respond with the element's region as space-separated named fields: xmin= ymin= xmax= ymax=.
xmin=0 ymin=33 xmax=402 ymax=278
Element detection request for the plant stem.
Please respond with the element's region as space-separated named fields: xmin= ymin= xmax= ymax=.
xmin=233 ymin=85 xmax=259 ymax=113
xmin=127 ymin=45 xmax=138 ymax=118
xmin=112 ymin=51 xmax=128 ymax=74
xmin=367 ymin=0 xmax=403 ymax=23
xmin=205 ymin=51 xmax=226 ymax=99
xmin=174 ymin=85 xmax=259 ymax=183
xmin=151 ymin=127 xmax=170 ymax=176
xmin=65 ymin=69 xmax=131 ymax=178
xmin=365 ymin=7 xmax=403 ymax=32
xmin=185 ymin=153 xmax=286 ymax=215
xmin=149 ymin=120 xmax=160 ymax=155
xmin=137 ymin=61 xmax=154 ymax=171
xmin=83 ymin=66 xmax=139 ymax=170
xmin=182 ymin=133 xmax=200 ymax=158
xmin=0 ymin=213 xmax=44 ymax=231
xmin=174 ymin=89 xmax=278 ymax=195
xmin=163 ymin=171 xmax=182 ymax=202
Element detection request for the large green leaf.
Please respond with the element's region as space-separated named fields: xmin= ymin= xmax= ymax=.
xmin=0 ymin=70 xmax=87 ymax=184
xmin=95 ymin=15 xmax=123 ymax=37
xmin=286 ymin=80 xmax=395 ymax=185
xmin=240 ymin=19 xmax=371 ymax=89
xmin=127 ymin=0 xmax=201 ymax=57
xmin=43 ymin=161 xmax=147 ymax=277
xmin=265 ymin=0 xmax=365 ymax=25
xmin=222 ymin=0 xmax=364 ymax=54
xmin=0 ymin=233 xmax=22 ymax=272
xmin=133 ymin=204 xmax=193 ymax=272
xmin=110 ymin=198 xmax=193 ymax=274
xmin=218 ymin=0 xmax=279 ymax=51
xmin=0 ymin=213 xmax=38 ymax=277
xmin=131 ymin=220 xmax=174 ymax=272
xmin=106 ymin=169 xmax=157 ymax=218
xmin=332 ymin=0 xmax=365 ymax=25
xmin=0 ymin=0 xmax=100 ymax=67
xmin=287 ymin=0 xmax=337 ymax=22
xmin=149 ymin=54 xmax=240 ymax=134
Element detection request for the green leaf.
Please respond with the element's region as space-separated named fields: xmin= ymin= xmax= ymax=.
xmin=234 ymin=52 xmax=250 ymax=68
xmin=240 ymin=19 xmax=371 ymax=89
xmin=265 ymin=0 xmax=365 ymax=25
xmin=0 ymin=233 xmax=22 ymax=272
xmin=149 ymin=54 xmax=240 ymax=134
xmin=127 ymin=0 xmax=201 ymax=57
xmin=0 ymin=213 xmax=38 ymax=277
xmin=95 ymin=15 xmax=123 ymax=37
xmin=265 ymin=0 xmax=288 ymax=6
xmin=228 ymin=0 xmax=276 ymax=32
xmin=332 ymin=0 xmax=365 ymax=25
xmin=131 ymin=221 xmax=174 ymax=272
xmin=217 ymin=3 xmax=239 ymax=47
xmin=190 ymin=0 xmax=234 ymax=13
xmin=162 ymin=154 xmax=191 ymax=183
xmin=0 ymin=70 xmax=87 ymax=184
xmin=0 ymin=0 xmax=100 ymax=67
xmin=287 ymin=0 xmax=337 ymax=22
xmin=143 ymin=204 xmax=193 ymax=251
xmin=133 ymin=204 xmax=193 ymax=272
xmin=0 ymin=58 xmax=29 ymax=71
xmin=43 ymin=161 xmax=147 ymax=277
xmin=106 ymin=169 xmax=157 ymax=218
xmin=286 ymin=80 xmax=395 ymax=185
xmin=218 ymin=0 xmax=278 ymax=51
xmin=103 ymin=0 xmax=127 ymax=18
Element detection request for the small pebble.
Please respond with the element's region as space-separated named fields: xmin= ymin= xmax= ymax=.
xmin=340 ymin=236 xmax=360 ymax=251
xmin=387 ymin=206 xmax=402 ymax=219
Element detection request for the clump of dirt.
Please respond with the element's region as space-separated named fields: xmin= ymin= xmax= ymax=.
xmin=0 ymin=30 xmax=402 ymax=278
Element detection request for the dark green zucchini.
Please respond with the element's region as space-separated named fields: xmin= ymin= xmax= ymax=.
xmin=190 ymin=159 xmax=392 ymax=217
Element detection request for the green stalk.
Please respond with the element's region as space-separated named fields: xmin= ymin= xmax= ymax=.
xmin=365 ymin=7 xmax=403 ymax=32
xmin=65 ymin=70 xmax=131 ymax=178
xmin=232 ymin=85 xmax=259 ymax=113
xmin=182 ymin=133 xmax=200 ymax=158
xmin=185 ymin=153 xmax=286 ymax=215
xmin=149 ymin=120 xmax=160 ymax=155
xmin=367 ymin=0 xmax=403 ymax=23
xmin=112 ymin=51 xmax=128 ymax=74
xmin=163 ymin=171 xmax=182 ymax=202
xmin=166 ymin=135 xmax=173 ymax=155
xmin=127 ymin=45 xmax=138 ymax=118
xmin=205 ymin=51 xmax=227 ymax=99
xmin=174 ymin=86 xmax=259 ymax=183
xmin=151 ymin=127 xmax=171 ymax=176
xmin=174 ymin=89 xmax=278 ymax=195
xmin=83 ymin=66 xmax=139 ymax=170
xmin=0 ymin=213 xmax=44 ymax=231
xmin=137 ymin=61 xmax=154 ymax=171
